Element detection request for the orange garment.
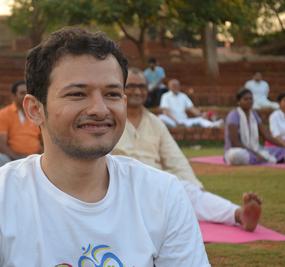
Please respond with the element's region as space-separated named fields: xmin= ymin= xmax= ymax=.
xmin=0 ymin=103 xmax=41 ymax=155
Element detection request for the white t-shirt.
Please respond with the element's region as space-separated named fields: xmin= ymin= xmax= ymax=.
xmin=160 ymin=91 xmax=194 ymax=121
xmin=244 ymin=80 xmax=269 ymax=103
xmin=0 ymin=154 xmax=209 ymax=267
xmin=269 ymin=109 xmax=285 ymax=140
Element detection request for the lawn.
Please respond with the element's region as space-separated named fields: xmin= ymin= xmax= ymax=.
xmin=182 ymin=145 xmax=285 ymax=267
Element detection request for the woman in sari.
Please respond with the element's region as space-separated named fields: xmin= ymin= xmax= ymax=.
xmin=224 ymin=88 xmax=285 ymax=165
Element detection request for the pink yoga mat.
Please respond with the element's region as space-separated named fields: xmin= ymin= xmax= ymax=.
xmin=190 ymin=156 xmax=285 ymax=169
xmin=199 ymin=221 xmax=285 ymax=243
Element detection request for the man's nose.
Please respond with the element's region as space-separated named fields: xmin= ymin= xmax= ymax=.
xmin=86 ymin=91 xmax=109 ymax=117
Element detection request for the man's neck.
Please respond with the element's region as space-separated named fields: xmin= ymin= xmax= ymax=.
xmin=127 ymin=106 xmax=144 ymax=129
xmin=41 ymin=149 xmax=109 ymax=203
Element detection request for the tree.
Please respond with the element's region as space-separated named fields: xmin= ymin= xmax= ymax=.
xmin=7 ymin=0 xmax=94 ymax=47
xmin=169 ymin=0 xmax=262 ymax=78
xmin=92 ymin=0 xmax=165 ymax=61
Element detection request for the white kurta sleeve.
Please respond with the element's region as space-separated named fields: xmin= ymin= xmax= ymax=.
xmin=158 ymin=120 xmax=203 ymax=188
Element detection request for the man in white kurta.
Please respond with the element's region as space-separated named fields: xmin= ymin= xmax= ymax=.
xmin=159 ymin=79 xmax=223 ymax=128
xmin=244 ymin=72 xmax=279 ymax=110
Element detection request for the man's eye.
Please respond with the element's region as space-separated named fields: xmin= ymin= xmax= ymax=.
xmin=106 ymin=92 xmax=123 ymax=98
xmin=66 ymin=92 xmax=85 ymax=97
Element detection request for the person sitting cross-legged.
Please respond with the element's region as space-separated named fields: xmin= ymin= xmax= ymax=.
xmin=224 ymin=88 xmax=285 ymax=165
xmin=244 ymin=72 xmax=279 ymax=110
xmin=159 ymin=79 xmax=223 ymax=128
xmin=113 ymin=67 xmax=262 ymax=232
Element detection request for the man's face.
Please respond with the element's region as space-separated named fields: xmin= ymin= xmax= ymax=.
xmin=253 ymin=73 xmax=262 ymax=82
xmin=169 ymin=80 xmax=180 ymax=94
xmin=125 ymin=72 xmax=148 ymax=108
xmin=149 ymin=62 xmax=156 ymax=70
xmin=41 ymin=54 xmax=127 ymax=159
xmin=14 ymin=84 xmax=27 ymax=109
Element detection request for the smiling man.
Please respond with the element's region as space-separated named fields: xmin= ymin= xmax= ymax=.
xmin=0 ymin=28 xmax=209 ymax=266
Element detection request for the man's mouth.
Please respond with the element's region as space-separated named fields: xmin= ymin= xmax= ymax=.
xmin=77 ymin=121 xmax=115 ymax=134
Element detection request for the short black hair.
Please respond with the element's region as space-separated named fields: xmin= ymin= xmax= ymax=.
xmin=11 ymin=80 xmax=25 ymax=95
xmin=25 ymin=27 xmax=128 ymax=106
xmin=277 ymin=93 xmax=285 ymax=103
xmin=236 ymin=87 xmax=252 ymax=101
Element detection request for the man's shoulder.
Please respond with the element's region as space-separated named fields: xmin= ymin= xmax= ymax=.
xmin=178 ymin=91 xmax=190 ymax=99
xmin=144 ymin=109 xmax=165 ymax=124
xmin=108 ymin=155 xmax=178 ymax=188
xmin=162 ymin=91 xmax=172 ymax=98
xmin=269 ymin=109 xmax=282 ymax=119
xmin=0 ymin=103 xmax=15 ymax=115
xmin=0 ymin=155 xmax=39 ymax=194
xmin=155 ymin=66 xmax=165 ymax=72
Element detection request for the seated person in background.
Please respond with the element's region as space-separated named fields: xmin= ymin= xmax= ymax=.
xmin=113 ymin=68 xmax=262 ymax=232
xmin=143 ymin=57 xmax=168 ymax=107
xmin=159 ymin=79 xmax=223 ymax=128
xmin=224 ymin=88 xmax=285 ymax=165
xmin=269 ymin=93 xmax=285 ymax=145
xmin=0 ymin=81 xmax=41 ymax=167
xmin=244 ymin=72 xmax=279 ymax=110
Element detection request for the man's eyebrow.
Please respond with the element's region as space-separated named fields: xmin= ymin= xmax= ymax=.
xmin=105 ymin=83 xmax=124 ymax=89
xmin=62 ymin=83 xmax=87 ymax=90
xmin=62 ymin=83 xmax=123 ymax=90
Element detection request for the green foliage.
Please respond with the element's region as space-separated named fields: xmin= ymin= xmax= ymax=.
xmin=7 ymin=0 xmax=285 ymax=54
xmin=7 ymin=0 xmax=94 ymax=46
xmin=93 ymin=0 xmax=164 ymax=27
xmin=168 ymin=0 xmax=261 ymax=45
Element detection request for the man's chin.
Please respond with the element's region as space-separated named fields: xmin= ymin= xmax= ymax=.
xmin=61 ymin=144 xmax=115 ymax=160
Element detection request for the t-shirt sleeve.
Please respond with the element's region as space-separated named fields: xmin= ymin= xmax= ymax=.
xmin=184 ymin=94 xmax=194 ymax=109
xmin=154 ymin=179 xmax=210 ymax=266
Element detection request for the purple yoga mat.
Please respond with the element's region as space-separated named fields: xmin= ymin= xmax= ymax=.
xmin=199 ymin=221 xmax=285 ymax=243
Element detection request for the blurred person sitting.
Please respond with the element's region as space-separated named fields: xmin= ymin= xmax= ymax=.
xmin=144 ymin=57 xmax=168 ymax=107
xmin=0 ymin=81 xmax=41 ymax=166
xmin=224 ymin=88 xmax=285 ymax=165
xmin=244 ymin=72 xmax=279 ymax=110
xmin=268 ymin=93 xmax=285 ymax=145
xmin=159 ymin=79 xmax=223 ymax=128
xmin=113 ymin=68 xmax=262 ymax=232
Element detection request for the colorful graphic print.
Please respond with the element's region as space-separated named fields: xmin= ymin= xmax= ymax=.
xmin=55 ymin=244 xmax=125 ymax=267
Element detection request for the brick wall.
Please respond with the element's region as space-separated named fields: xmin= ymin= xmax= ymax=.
xmin=0 ymin=54 xmax=284 ymax=108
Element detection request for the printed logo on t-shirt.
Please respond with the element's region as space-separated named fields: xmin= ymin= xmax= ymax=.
xmin=55 ymin=243 xmax=125 ymax=267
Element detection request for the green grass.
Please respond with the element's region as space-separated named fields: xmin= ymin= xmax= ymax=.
xmin=182 ymin=145 xmax=285 ymax=267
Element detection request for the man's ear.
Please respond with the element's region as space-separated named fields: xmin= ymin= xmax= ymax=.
xmin=23 ymin=94 xmax=45 ymax=126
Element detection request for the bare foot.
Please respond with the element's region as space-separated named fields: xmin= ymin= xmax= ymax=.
xmin=235 ymin=192 xmax=262 ymax=232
